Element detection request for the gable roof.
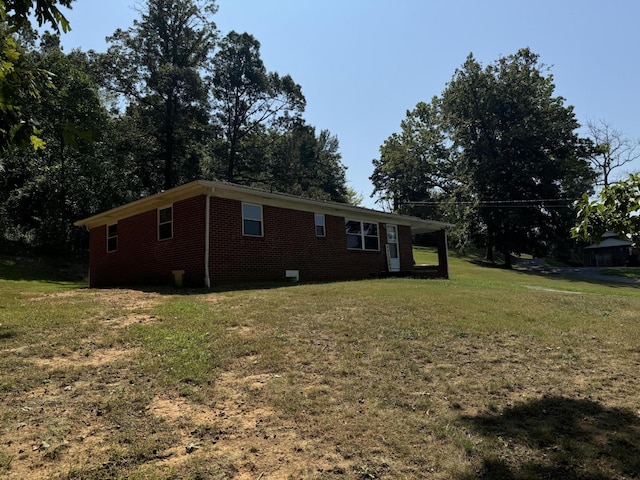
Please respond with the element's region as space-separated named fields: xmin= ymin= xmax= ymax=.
xmin=584 ymin=231 xmax=633 ymax=249
xmin=74 ymin=180 xmax=452 ymax=234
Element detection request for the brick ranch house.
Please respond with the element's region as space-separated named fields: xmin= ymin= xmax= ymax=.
xmin=74 ymin=180 xmax=452 ymax=288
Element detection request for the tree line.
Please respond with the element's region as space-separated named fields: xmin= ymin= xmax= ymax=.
xmin=3 ymin=2 xmax=639 ymax=262
xmin=0 ymin=0 xmax=351 ymax=253
xmin=370 ymin=48 xmax=640 ymax=266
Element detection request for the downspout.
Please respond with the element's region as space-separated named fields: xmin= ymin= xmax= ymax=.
xmin=204 ymin=193 xmax=211 ymax=288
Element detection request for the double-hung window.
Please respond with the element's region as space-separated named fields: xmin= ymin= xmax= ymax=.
xmin=107 ymin=223 xmax=118 ymax=252
xmin=158 ymin=206 xmax=173 ymax=240
xmin=345 ymin=219 xmax=379 ymax=251
xmin=314 ymin=213 xmax=326 ymax=237
xmin=242 ymin=203 xmax=263 ymax=236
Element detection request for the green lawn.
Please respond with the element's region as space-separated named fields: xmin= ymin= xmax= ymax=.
xmin=0 ymin=252 xmax=638 ymax=479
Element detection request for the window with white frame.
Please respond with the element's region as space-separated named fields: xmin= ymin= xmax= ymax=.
xmin=107 ymin=223 xmax=118 ymax=252
xmin=242 ymin=203 xmax=263 ymax=236
xmin=158 ymin=206 xmax=173 ymax=240
xmin=314 ymin=213 xmax=326 ymax=237
xmin=345 ymin=219 xmax=379 ymax=251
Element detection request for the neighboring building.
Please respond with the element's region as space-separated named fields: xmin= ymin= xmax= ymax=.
xmin=583 ymin=231 xmax=633 ymax=267
xmin=74 ymin=181 xmax=452 ymax=288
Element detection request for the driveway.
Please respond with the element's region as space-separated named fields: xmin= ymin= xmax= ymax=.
xmin=512 ymin=258 xmax=640 ymax=285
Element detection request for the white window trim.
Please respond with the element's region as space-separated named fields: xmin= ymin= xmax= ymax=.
xmin=107 ymin=223 xmax=118 ymax=253
xmin=345 ymin=219 xmax=380 ymax=251
xmin=314 ymin=213 xmax=326 ymax=237
xmin=242 ymin=202 xmax=263 ymax=237
xmin=158 ymin=205 xmax=173 ymax=241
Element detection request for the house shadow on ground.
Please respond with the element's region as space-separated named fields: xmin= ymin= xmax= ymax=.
xmin=459 ymin=395 xmax=640 ymax=479
xmin=115 ymin=277 xmax=380 ymax=296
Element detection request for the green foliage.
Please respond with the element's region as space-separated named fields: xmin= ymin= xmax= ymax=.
xmin=210 ymin=30 xmax=306 ymax=183
xmin=572 ymin=173 xmax=640 ymax=243
xmin=0 ymin=0 xmax=351 ymax=253
xmin=0 ymin=24 xmax=51 ymax=153
xmin=99 ymin=0 xmax=217 ymax=192
xmin=0 ymin=35 xmax=113 ymax=250
xmin=2 ymin=0 xmax=73 ymax=33
xmin=261 ymin=121 xmax=348 ymax=202
xmin=0 ymin=0 xmax=73 ymax=155
xmin=442 ymin=48 xmax=595 ymax=264
xmin=373 ymin=48 xmax=596 ymax=264
xmin=345 ymin=186 xmax=365 ymax=206
xmin=371 ymin=98 xmax=449 ymax=212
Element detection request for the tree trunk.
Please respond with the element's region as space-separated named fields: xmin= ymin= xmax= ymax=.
xmin=226 ymin=146 xmax=235 ymax=182
xmin=503 ymin=251 xmax=512 ymax=269
xmin=163 ymin=97 xmax=176 ymax=190
xmin=485 ymin=244 xmax=494 ymax=263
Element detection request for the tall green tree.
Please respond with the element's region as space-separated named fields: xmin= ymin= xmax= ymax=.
xmin=370 ymin=99 xmax=480 ymax=251
xmin=441 ymin=48 xmax=595 ymax=266
xmin=263 ymin=120 xmax=347 ymax=202
xmin=371 ymin=98 xmax=449 ymax=213
xmin=210 ymin=31 xmax=305 ymax=183
xmin=0 ymin=34 xmax=110 ymax=251
xmin=99 ymin=0 xmax=217 ymax=192
xmin=0 ymin=0 xmax=73 ymax=156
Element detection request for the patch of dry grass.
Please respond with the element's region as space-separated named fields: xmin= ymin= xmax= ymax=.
xmin=0 ymin=255 xmax=639 ymax=479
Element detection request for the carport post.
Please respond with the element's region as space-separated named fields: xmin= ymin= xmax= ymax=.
xmin=437 ymin=229 xmax=449 ymax=279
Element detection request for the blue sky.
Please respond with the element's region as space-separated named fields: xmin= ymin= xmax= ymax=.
xmin=57 ymin=0 xmax=640 ymax=208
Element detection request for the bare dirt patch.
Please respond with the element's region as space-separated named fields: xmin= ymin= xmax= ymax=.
xmin=28 ymin=288 xmax=164 ymax=310
xmin=2 ymin=278 xmax=639 ymax=479
xmin=30 ymin=346 xmax=140 ymax=369
xmin=202 ymin=368 xmax=350 ymax=479
xmin=0 ymin=289 xmax=161 ymax=479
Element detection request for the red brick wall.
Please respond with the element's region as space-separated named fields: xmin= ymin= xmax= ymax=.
xmin=397 ymin=224 xmax=415 ymax=271
xmin=88 ymin=196 xmax=206 ymax=287
xmin=88 ymin=194 xmax=417 ymax=287
xmin=207 ymin=197 xmax=412 ymax=284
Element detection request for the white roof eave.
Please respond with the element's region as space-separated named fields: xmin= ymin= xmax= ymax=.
xmin=74 ymin=180 xmax=454 ymax=233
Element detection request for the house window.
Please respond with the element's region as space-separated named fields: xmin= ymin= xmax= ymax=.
xmin=107 ymin=223 xmax=118 ymax=252
xmin=314 ymin=213 xmax=326 ymax=237
xmin=242 ymin=203 xmax=263 ymax=236
xmin=158 ymin=206 xmax=173 ymax=240
xmin=345 ymin=219 xmax=379 ymax=251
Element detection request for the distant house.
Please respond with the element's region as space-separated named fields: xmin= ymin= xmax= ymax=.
xmin=74 ymin=180 xmax=452 ymax=288
xmin=583 ymin=231 xmax=633 ymax=267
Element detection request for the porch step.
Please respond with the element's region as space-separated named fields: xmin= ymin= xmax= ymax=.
xmin=412 ymin=264 xmax=441 ymax=278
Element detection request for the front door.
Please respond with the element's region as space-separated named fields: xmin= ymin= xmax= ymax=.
xmin=386 ymin=224 xmax=400 ymax=272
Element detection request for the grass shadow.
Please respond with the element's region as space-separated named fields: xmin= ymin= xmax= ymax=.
xmin=0 ymin=330 xmax=17 ymax=341
xmin=0 ymin=254 xmax=87 ymax=283
xmin=463 ymin=255 xmax=639 ymax=289
xmin=510 ymin=265 xmax=640 ymax=289
xmin=460 ymin=395 xmax=640 ymax=479
xmin=468 ymin=258 xmax=510 ymax=269
xmin=91 ymin=277 xmax=383 ymax=296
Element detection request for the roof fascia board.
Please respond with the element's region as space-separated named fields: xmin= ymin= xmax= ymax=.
xmin=74 ymin=182 xmax=209 ymax=229
xmin=206 ymin=181 xmax=452 ymax=232
xmin=75 ymin=180 xmax=452 ymax=233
